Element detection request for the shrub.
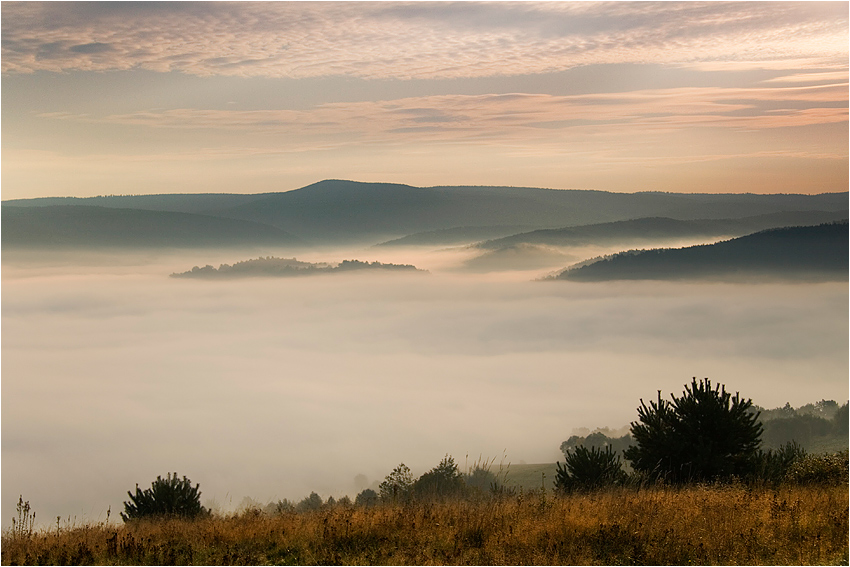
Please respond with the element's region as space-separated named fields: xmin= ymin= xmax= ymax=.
xmin=624 ymin=378 xmax=763 ymax=483
xmin=833 ymin=403 xmax=849 ymax=435
xmin=354 ymin=488 xmax=378 ymax=507
xmin=379 ymin=463 xmax=414 ymax=502
xmin=412 ymin=455 xmax=466 ymax=500
xmin=555 ymin=445 xmax=628 ymax=493
xmin=121 ymin=472 xmax=207 ymax=522
xmin=749 ymin=441 xmax=807 ymax=484
xmin=465 ymin=466 xmax=497 ymax=494
xmin=265 ymin=499 xmax=295 ymax=515
xmin=295 ymin=492 xmax=323 ymax=512
xmin=785 ymin=451 xmax=849 ymax=485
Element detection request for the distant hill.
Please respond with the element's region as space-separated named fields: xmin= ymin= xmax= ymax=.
xmin=479 ymin=211 xmax=849 ymax=250
xmin=170 ymin=257 xmax=425 ymax=279
xmin=4 ymin=180 xmax=847 ymax=246
xmin=375 ymin=225 xmax=531 ymax=247
xmin=461 ymin=244 xmax=576 ymax=273
xmin=1 ymin=205 xmax=302 ymax=249
xmin=205 ymin=182 xmax=850 ymax=243
xmin=558 ymin=222 xmax=849 ymax=282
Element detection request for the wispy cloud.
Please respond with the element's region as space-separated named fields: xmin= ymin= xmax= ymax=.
xmin=38 ymin=83 xmax=847 ymax=143
xmin=3 ymin=2 xmax=847 ymax=78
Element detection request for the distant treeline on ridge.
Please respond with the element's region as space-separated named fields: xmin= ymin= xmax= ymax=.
xmin=557 ymin=222 xmax=849 ymax=282
xmin=170 ymin=256 xmax=425 ymax=279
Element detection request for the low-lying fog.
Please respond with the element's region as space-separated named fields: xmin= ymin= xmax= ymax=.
xmin=3 ymin=244 xmax=847 ymax=527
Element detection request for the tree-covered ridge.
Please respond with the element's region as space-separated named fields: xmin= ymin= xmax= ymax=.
xmin=170 ymin=256 xmax=425 ymax=279
xmin=558 ymin=221 xmax=849 ymax=281
xmin=4 ymin=180 xmax=848 ymax=246
xmin=1 ymin=205 xmax=301 ymax=249
xmin=477 ymin=210 xmax=848 ymax=250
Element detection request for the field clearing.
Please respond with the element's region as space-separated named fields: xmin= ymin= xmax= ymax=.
xmin=499 ymin=463 xmax=558 ymax=492
xmin=3 ymin=484 xmax=846 ymax=565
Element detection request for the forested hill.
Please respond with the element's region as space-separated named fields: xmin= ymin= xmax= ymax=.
xmin=170 ymin=257 xmax=424 ymax=279
xmin=4 ymin=180 xmax=848 ymax=245
xmin=478 ymin=211 xmax=848 ymax=250
xmin=558 ymin=222 xmax=849 ymax=282
xmin=1 ymin=205 xmax=302 ymax=249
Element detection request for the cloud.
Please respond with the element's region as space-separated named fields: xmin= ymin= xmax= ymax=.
xmin=2 ymin=2 xmax=847 ymax=78
xmin=68 ymin=42 xmax=113 ymax=54
xmin=37 ymin=83 xmax=847 ymax=140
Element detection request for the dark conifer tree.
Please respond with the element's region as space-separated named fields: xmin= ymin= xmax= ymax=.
xmin=624 ymin=378 xmax=763 ymax=483
xmin=121 ymin=472 xmax=207 ymax=521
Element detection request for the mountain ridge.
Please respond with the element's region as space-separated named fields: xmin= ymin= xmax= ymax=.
xmin=4 ymin=180 xmax=847 ymax=247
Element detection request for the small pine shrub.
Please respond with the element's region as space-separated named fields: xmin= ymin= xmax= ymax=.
xmin=555 ymin=445 xmax=627 ymax=493
xmin=354 ymin=488 xmax=378 ymax=507
xmin=121 ymin=473 xmax=207 ymax=522
xmin=749 ymin=441 xmax=807 ymax=484
xmin=295 ymin=492 xmax=323 ymax=512
xmin=625 ymin=378 xmax=763 ymax=483
xmin=412 ymin=455 xmax=466 ymax=500
xmin=379 ymin=463 xmax=414 ymax=502
xmin=785 ymin=451 xmax=849 ymax=485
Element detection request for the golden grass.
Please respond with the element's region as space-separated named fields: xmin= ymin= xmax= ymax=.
xmin=3 ymin=484 xmax=847 ymax=565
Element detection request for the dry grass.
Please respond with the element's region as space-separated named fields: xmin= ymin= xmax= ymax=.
xmin=3 ymin=484 xmax=847 ymax=565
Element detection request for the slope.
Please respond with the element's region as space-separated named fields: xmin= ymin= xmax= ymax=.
xmin=479 ymin=211 xmax=849 ymax=250
xmin=1 ymin=205 xmax=302 ymax=249
xmin=558 ymin=222 xmax=849 ymax=282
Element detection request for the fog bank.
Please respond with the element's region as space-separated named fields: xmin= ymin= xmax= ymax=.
xmin=3 ymin=248 xmax=847 ymax=527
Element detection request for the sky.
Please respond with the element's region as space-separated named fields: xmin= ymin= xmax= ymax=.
xmin=2 ymin=1 xmax=848 ymax=199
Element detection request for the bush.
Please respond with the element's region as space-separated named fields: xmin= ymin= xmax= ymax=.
xmin=749 ymin=441 xmax=807 ymax=484
xmin=465 ymin=466 xmax=497 ymax=494
xmin=555 ymin=445 xmax=628 ymax=493
xmin=833 ymin=403 xmax=848 ymax=435
xmin=379 ymin=463 xmax=414 ymax=502
xmin=354 ymin=488 xmax=378 ymax=507
xmin=121 ymin=472 xmax=207 ymax=521
xmin=412 ymin=455 xmax=466 ymax=500
xmin=785 ymin=451 xmax=849 ymax=485
xmin=624 ymin=378 xmax=763 ymax=483
xmin=295 ymin=492 xmax=323 ymax=512
xmin=265 ymin=499 xmax=295 ymax=515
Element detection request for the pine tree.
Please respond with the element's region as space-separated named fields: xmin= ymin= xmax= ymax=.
xmin=378 ymin=463 xmax=414 ymax=502
xmin=121 ymin=472 xmax=207 ymax=521
xmin=624 ymin=378 xmax=763 ymax=483
xmin=555 ymin=445 xmax=627 ymax=492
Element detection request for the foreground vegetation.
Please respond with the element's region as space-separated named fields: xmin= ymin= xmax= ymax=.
xmin=3 ymin=483 xmax=847 ymax=565
xmin=6 ymin=381 xmax=845 ymax=565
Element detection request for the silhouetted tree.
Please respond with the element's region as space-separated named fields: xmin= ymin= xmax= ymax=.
xmin=464 ymin=466 xmax=497 ymax=493
xmin=121 ymin=472 xmax=207 ymax=522
xmin=555 ymin=445 xmax=628 ymax=493
xmin=624 ymin=378 xmax=763 ymax=483
xmin=379 ymin=463 xmax=414 ymax=502
xmin=749 ymin=441 xmax=807 ymax=485
xmin=295 ymin=492 xmax=323 ymax=512
xmin=412 ymin=455 xmax=465 ymax=499
xmin=833 ymin=403 xmax=849 ymax=435
xmin=354 ymin=488 xmax=378 ymax=507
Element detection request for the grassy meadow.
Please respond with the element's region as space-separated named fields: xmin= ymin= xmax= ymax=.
xmin=3 ymin=483 xmax=847 ymax=565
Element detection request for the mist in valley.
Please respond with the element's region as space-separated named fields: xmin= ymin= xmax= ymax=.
xmin=2 ymin=242 xmax=847 ymax=527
